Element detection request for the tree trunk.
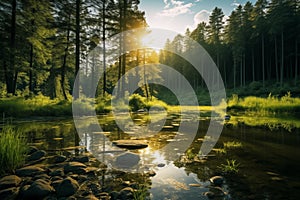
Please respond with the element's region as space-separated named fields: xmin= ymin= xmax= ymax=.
xmin=29 ymin=44 xmax=34 ymax=93
xmin=102 ymin=0 xmax=106 ymax=96
xmin=240 ymin=57 xmax=243 ymax=87
xmin=294 ymin=39 xmax=298 ymax=85
xmin=274 ymin=36 xmax=278 ymax=82
xmin=61 ymin=18 xmax=71 ymax=101
xmin=233 ymin=58 xmax=236 ymax=89
xmin=252 ymin=48 xmax=255 ymax=82
xmin=280 ymin=31 xmax=284 ymax=87
xmin=74 ymin=0 xmax=81 ymax=100
xmin=262 ymin=34 xmax=265 ymax=88
xmin=7 ymin=0 xmax=17 ymax=94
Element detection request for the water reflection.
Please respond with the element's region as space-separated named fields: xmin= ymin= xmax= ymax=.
xmin=6 ymin=113 xmax=300 ymax=200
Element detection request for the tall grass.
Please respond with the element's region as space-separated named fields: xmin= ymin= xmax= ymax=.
xmin=227 ymin=92 xmax=300 ymax=116
xmin=0 ymin=126 xmax=28 ymax=175
xmin=0 ymin=95 xmax=72 ymax=117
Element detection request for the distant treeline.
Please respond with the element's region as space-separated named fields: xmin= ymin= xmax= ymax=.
xmin=0 ymin=0 xmax=299 ymax=100
xmin=160 ymin=0 xmax=299 ymax=91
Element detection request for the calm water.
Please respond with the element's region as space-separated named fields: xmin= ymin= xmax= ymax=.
xmin=6 ymin=113 xmax=300 ymax=200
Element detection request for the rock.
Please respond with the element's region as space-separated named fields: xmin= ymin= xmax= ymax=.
xmin=99 ymin=192 xmax=110 ymax=200
xmin=64 ymin=162 xmax=87 ymax=174
xmin=113 ymin=140 xmax=148 ymax=149
xmin=148 ymin=170 xmax=156 ymax=177
xmin=120 ymin=187 xmax=134 ymax=199
xmin=27 ymin=150 xmax=47 ymax=161
xmin=33 ymin=174 xmax=50 ymax=181
xmin=27 ymin=146 xmax=39 ymax=155
xmin=52 ymin=155 xmax=67 ymax=163
xmin=87 ymin=182 xmax=102 ymax=196
xmin=51 ymin=179 xmax=62 ymax=191
xmin=56 ymin=177 xmax=79 ymax=197
xmin=189 ymin=183 xmax=202 ymax=187
xmin=49 ymin=169 xmax=64 ymax=177
xmin=157 ymin=163 xmax=165 ymax=167
xmin=16 ymin=166 xmax=45 ymax=177
xmin=71 ymin=155 xmax=89 ymax=163
xmin=203 ymin=191 xmax=215 ymax=199
xmin=82 ymin=194 xmax=100 ymax=200
xmin=50 ymin=176 xmax=63 ymax=182
xmin=110 ymin=191 xmax=120 ymax=199
xmin=209 ymin=186 xmax=226 ymax=197
xmin=209 ymin=176 xmax=224 ymax=186
xmin=0 ymin=187 xmax=19 ymax=200
xmin=115 ymin=152 xmax=140 ymax=168
xmin=21 ymin=179 xmax=54 ymax=199
xmin=0 ymin=175 xmax=22 ymax=190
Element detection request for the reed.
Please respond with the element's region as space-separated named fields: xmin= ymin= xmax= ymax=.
xmin=0 ymin=126 xmax=28 ymax=175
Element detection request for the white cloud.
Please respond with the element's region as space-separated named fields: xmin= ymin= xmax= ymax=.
xmin=194 ymin=10 xmax=210 ymax=24
xmin=231 ymin=0 xmax=242 ymax=8
xmin=159 ymin=0 xmax=194 ymax=17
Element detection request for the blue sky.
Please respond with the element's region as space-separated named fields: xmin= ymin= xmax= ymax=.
xmin=139 ymin=0 xmax=256 ymax=34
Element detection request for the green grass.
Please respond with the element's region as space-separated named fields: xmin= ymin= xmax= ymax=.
xmin=0 ymin=94 xmax=72 ymax=117
xmin=132 ymin=184 xmax=149 ymax=200
xmin=227 ymin=92 xmax=300 ymax=116
xmin=218 ymin=159 xmax=240 ymax=174
xmin=0 ymin=126 xmax=28 ymax=175
xmin=223 ymin=141 xmax=243 ymax=149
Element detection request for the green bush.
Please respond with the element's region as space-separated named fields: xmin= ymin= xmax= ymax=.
xmin=129 ymin=94 xmax=147 ymax=111
xmin=0 ymin=126 xmax=28 ymax=175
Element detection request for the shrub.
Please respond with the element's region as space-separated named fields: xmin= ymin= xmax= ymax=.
xmin=129 ymin=94 xmax=147 ymax=111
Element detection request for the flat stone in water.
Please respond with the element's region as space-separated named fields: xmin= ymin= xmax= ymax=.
xmin=0 ymin=175 xmax=22 ymax=190
xmin=113 ymin=140 xmax=148 ymax=149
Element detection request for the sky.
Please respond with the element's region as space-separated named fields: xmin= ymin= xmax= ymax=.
xmin=139 ymin=0 xmax=256 ymax=34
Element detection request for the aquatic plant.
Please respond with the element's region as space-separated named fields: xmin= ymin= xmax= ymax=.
xmin=223 ymin=141 xmax=243 ymax=149
xmin=0 ymin=126 xmax=28 ymax=175
xmin=132 ymin=184 xmax=149 ymax=200
xmin=219 ymin=159 xmax=240 ymax=174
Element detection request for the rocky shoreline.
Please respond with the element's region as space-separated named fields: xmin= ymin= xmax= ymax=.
xmin=0 ymin=146 xmax=230 ymax=200
xmin=0 ymin=146 xmax=150 ymax=200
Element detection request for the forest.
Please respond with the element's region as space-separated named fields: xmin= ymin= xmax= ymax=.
xmin=0 ymin=0 xmax=299 ymax=103
xmin=1 ymin=1 xmax=300 ymax=200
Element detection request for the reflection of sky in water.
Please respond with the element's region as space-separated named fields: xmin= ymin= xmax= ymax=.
xmin=150 ymin=163 xmax=210 ymax=200
xmin=81 ymin=130 xmax=211 ymax=199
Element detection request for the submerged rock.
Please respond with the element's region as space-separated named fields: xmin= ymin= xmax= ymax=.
xmin=115 ymin=152 xmax=140 ymax=169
